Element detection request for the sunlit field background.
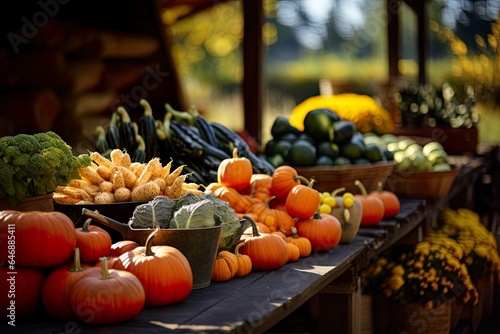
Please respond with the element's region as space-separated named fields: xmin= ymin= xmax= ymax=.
xmin=162 ymin=0 xmax=500 ymax=148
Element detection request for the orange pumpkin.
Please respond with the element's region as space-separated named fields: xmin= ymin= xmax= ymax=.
xmin=75 ymin=218 xmax=112 ymax=263
xmin=115 ymin=230 xmax=193 ymax=307
xmin=0 ymin=210 xmax=76 ymax=268
xmin=285 ymin=179 xmax=321 ymax=219
xmin=246 ymin=196 xmax=295 ymax=234
xmin=354 ymin=180 xmax=385 ymax=226
xmin=1 ymin=264 xmax=45 ymax=319
xmin=109 ymin=240 xmax=140 ymax=257
xmin=234 ymin=242 xmax=252 ymax=277
xmin=239 ymin=216 xmax=289 ymax=271
xmin=286 ymin=226 xmax=312 ymax=258
xmin=249 ymin=173 xmax=273 ymax=201
xmin=286 ymin=242 xmax=301 ymax=263
xmin=217 ymin=148 xmax=253 ymax=191
xmin=271 ymin=166 xmax=309 ymax=202
xmin=369 ymin=181 xmax=400 ymax=219
xmin=212 ymin=250 xmax=238 ymax=281
xmin=70 ymin=257 xmax=145 ymax=325
xmin=208 ymin=183 xmax=253 ymax=213
xmin=42 ymin=248 xmax=92 ymax=321
xmin=295 ymin=212 xmax=342 ymax=252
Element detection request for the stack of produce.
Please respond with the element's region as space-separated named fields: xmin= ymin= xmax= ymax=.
xmin=94 ymin=99 xmax=274 ymax=185
xmin=263 ymin=110 xmax=394 ymax=168
xmin=0 ymin=210 xmax=196 ymax=324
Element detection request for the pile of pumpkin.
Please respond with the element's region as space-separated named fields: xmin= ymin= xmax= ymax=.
xmin=208 ymin=147 xmax=402 ymax=283
xmin=0 ymin=210 xmax=193 ymax=325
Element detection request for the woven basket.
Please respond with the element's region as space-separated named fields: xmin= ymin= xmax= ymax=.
xmin=294 ymin=162 xmax=395 ymax=193
xmin=384 ymin=167 xmax=458 ymax=199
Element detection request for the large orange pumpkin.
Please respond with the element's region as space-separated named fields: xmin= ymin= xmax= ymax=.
xmin=239 ymin=216 xmax=289 ymax=271
xmin=115 ymin=229 xmax=193 ymax=307
xmin=70 ymin=257 xmax=145 ymax=325
xmin=1 ymin=264 xmax=45 ymax=320
xmin=295 ymin=212 xmax=342 ymax=252
xmin=0 ymin=210 xmax=76 ymax=267
xmin=217 ymin=148 xmax=253 ymax=191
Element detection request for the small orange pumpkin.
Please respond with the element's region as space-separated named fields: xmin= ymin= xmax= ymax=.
xmin=286 ymin=242 xmax=301 ymax=263
xmin=75 ymin=218 xmax=112 ymax=263
xmin=369 ymin=181 xmax=400 ymax=219
xmin=285 ymin=178 xmax=321 ymax=219
xmin=354 ymin=180 xmax=385 ymax=226
xmin=249 ymin=173 xmax=273 ymax=202
xmin=239 ymin=216 xmax=289 ymax=271
xmin=246 ymin=196 xmax=295 ymax=234
xmin=212 ymin=250 xmax=238 ymax=282
xmin=42 ymin=248 xmax=92 ymax=321
xmin=295 ymin=211 xmax=342 ymax=252
xmin=271 ymin=166 xmax=309 ymax=202
xmin=286 ymin=226 xmax=312 ymax=258
xmin=217 ymin=148 xmax=253 ymax=191
xmin=234 ymin=242 xmax=252 ymax=278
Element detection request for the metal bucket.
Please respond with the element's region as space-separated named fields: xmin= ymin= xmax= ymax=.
xmin=82 ymin=208 xmax=223 ymax=289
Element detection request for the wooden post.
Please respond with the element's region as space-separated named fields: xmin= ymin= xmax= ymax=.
xmin=243 ymin=0 xmax=264 ymax=145
xmin=387 ymin=0 xmax=400 ymax=83
xmin=318 ymin=267 xmax=361 ymax=334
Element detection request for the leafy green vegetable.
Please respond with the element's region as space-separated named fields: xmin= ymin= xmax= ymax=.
xmin=130 ymin=196 xmax=176 ymax=229
xmin=172 ymin=199 xmax=216 ymax=229
xmin=0 ymin=131 xmax=91 ymax=205
xmin=128 ymin=192 xmax=246 ymax=251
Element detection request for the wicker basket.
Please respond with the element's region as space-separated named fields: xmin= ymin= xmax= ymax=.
xmin=384 ymin=167 xmax=459 ymax=199
xmin=294 ymin=162 xmax=395 ymax=193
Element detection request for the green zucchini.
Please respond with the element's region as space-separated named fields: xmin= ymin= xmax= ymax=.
xmin=95 ymin=125 xmax=109 ymax=153
xmin=116 ymin=106 xmax=137 ymax=154
xmin=138 ymin=99 xmax=158 ymax=161
xmin=105 ymin=111 xmax=121 ymax=149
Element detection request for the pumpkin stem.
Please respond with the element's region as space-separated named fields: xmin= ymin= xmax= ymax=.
xmin=243 ymin=215 xmax=260 ymax=237
xmin=234 ymin=241 xmax=245 ymax=256
xmin=70 ymin=247 xmax=85 ymax=272
xmin=307 ymin=178 xmax=316 ymax=188
xmin=290 ymin=226 xmax=300 ymax=239
xmin=313 ymin=210 xmax=322 ymax=219
xmin=331 ymin=187 xmax=346 ymax=197
xmin=81 ymin=217 xmax=92 ymax=233
xmin=354 ymin=180 xmax=368 ymax=197
xmin=144 ymin=227 xmax=159 ymax=257
xmin=377 ymin=181 xmax=383 ymax=193
xmin=99 ymin=257 xmax=112 ymax=279
xmin=295 ymin=175 xmax=311 ymax=185
xmin=232 ymin=147 xmax=239 ymax=158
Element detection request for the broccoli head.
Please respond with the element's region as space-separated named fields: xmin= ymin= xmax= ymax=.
xmin=0 ymin=131 xmax=92 ymax=205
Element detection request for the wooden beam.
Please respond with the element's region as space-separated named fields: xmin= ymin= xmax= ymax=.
xmin=387 ymin=0 xmax=400 ymax=82
xmin=416 ymin=0 xmax=428 ymax=85
xmin=243 ymin=0 xmax=264 ymax=145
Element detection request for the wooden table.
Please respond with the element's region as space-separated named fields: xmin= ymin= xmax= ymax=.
xmin=6 ymin=157 xmax=485 ymax=334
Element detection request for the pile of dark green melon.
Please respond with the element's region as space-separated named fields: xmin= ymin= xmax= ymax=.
xmin=264 ymin=109 xmax=395 ymax=168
